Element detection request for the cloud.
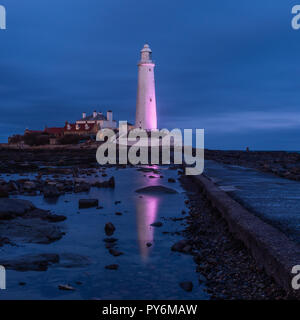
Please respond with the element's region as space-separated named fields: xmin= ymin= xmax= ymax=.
xmin=163 ymin=111 xmax=300 ymax=133
xmin=1 ymin=0 xmax=300 ymax=149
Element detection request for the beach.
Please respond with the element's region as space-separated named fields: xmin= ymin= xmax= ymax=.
xmin=0 ymin=145 xmax=298 ymax=299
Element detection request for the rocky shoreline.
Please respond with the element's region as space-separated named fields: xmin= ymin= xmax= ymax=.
xmin=0 ymin=146 xmax=298 ymax=299
xmin=205 ymin=149 xmax=300 ymax=182
xmin=2 ymin=145 xmax=300 ymax=181
xmin=178 ymin=174 xmax=294 ymax=300
xmin=0 ymin=198 xmax=66 ymax=271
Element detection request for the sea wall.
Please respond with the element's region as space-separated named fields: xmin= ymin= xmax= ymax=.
xmin=192 ymin=174 xmax=300 ymax=298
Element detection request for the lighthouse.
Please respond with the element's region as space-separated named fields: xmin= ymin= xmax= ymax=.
xmin=135 ymin=44 xmax=157 ymax=130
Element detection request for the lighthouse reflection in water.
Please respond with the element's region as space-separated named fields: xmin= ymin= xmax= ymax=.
xmin=136 ymin=194 xmax=160 ymax=261
xmin=135 ymin=166 xmax=164 ymax=262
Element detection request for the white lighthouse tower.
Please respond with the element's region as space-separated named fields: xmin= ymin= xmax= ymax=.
xmin=135 ymin=44 xmax=157 ymax=130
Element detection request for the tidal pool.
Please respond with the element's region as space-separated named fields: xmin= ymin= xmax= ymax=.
xmin=0 ymin=166 xmax=208 ymax=300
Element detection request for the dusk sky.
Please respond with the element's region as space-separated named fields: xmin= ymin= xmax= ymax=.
xmin=1 ymin=1 xmax=300 ymax=150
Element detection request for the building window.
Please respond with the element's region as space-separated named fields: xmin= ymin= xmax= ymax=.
xmin=149 ymin=68 xmax=151 ymax=72
xmin=150 ymin=98 xmax=152 ymax=102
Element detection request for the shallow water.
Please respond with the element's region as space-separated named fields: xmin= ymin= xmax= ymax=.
xmin=0 ymin=166 xmax=208 ymax=300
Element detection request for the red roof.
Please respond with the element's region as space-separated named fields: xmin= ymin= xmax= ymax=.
xmin=45 ymin=127 xmax=64 ymax=135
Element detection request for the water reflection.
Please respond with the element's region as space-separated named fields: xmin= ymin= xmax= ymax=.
xmin=136 ymin=195 xmax=160 ymax=261
xmin=135 ymin=165 xmax=162 ymax=261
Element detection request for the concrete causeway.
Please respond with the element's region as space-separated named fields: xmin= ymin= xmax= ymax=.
xmin=204 ymin=160 xmax=300 ymax=244
xmin=192 ymin=160 xmax=300 ymax=297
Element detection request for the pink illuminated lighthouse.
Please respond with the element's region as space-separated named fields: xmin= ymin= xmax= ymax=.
xmin=135 ymin=44 xmax=157 ymax=130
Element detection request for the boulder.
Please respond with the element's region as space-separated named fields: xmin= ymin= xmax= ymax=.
xmin=45 ymin=213 xmax=66 ymax=222
xmin=74 ymin=183 xmax=90 ymax=193
xmin=0 ymin=199 xmax=65 ymax=245
xmin=0 ymin=253 xmax=59 ymax=271
xmin=43 ymin=185 xmax=61 ymax=198
xmin=23 ymin=208 xmax=66 ymax=222
xmin=150 ymin=221 xmax=163 ymax=227
xmin=78 ymin=199 xmax=99 ymax=209
xmin=0 ymin=217 xmax=65 ymax=244
xmin=103 ymin=237 xmax=118 ymax=243
xmin=0 ymin=237 xmax=11 ymax=247
xmin=0 ymin=186 xmax=9 ymax=198
xmin=93 ymin=177 xmax=115 ymax=188
xmin=0 ymin=198 xmax=35 ymax=220
xmin=105 ymin=264 xmax=119 ymax=270
xmin=23 ymin=181 xmax=37 ymax=190
xmin=105 ymin=222 xmax=116 ymax=236
xmin=135 ymin=185 xmax=178 ymax=195
xmin=109 ymin=249 xmax=123 ymax=257
xmin=7 ymin=181 xmax=19 ymax=192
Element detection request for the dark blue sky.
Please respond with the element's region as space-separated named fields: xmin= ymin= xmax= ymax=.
xmin=0 ymin=0 xmax=300 ymax=150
